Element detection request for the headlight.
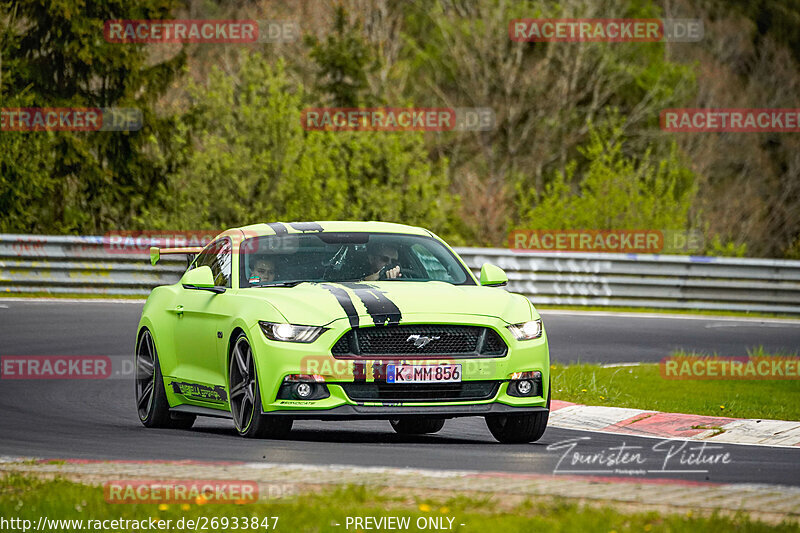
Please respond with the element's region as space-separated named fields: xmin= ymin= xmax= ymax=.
xmin=507 ymin=319 xmax=543 ymax=340
xmin=259 ymin=321 xmax=328 ymax=343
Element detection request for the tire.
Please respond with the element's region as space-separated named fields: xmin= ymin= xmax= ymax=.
xmin=389 ymin=417 xmax=446 ymax=435
xmin=229 ymin=332 xmax=293 ymax=439
xmin=485 ymin=381 xmax=550 ymax=444
xmin=135 ymin=329 xmax=196 ymax=429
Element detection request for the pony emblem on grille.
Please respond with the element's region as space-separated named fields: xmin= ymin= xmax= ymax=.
xmin=406 ymin=334 xmax=441 ymax=348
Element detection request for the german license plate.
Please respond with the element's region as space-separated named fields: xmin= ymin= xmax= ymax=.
xmin=386 ymin=364 xmax=462 ymax=383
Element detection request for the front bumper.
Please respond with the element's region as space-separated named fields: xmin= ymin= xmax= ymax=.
xmin=249 ymin=313 xmax=550 ymax=416
xmin=263 ymin=403 xmax=549 ymax=420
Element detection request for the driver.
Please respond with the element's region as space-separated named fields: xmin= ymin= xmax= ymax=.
xmin=364 ymin=242 xmax=401 ymax=281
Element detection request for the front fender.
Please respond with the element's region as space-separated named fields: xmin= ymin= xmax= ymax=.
xmin=137 ymin=285 xmax=181 ymax=377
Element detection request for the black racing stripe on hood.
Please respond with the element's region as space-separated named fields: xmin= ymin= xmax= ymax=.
xmin=289 ymin=222 xmax=323 ymax=233
xmin=340 ymin=282 xmax=402 ymax=327
xmin=266 ymin=222 xmax=288 ymax=235
xmin=320 ymin=284 xmax=359 ymax=329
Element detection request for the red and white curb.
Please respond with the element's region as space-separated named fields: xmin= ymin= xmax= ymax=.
xmin=549 ymin=400 xmax=800 ymax=447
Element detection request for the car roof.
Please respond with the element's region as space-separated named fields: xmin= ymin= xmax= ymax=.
xmin=234 ymin=221 xmax=434 ymax=238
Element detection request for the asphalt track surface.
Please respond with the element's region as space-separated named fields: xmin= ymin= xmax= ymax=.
xmin=1 ymin=300 xmax=798 ymax=486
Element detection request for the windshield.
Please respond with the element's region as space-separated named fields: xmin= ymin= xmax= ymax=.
xmin=239 ymin=232 xmax=474 ymax=288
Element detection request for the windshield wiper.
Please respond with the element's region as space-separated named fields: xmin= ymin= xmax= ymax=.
xmin=255 ymin=280 xmax=309 ymax=287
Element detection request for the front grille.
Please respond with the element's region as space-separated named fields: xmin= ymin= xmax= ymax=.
xmin=483 ymin=330 xmax=505 ymax=354
xmin=339 ymin=381 xmax=499 ymax=402
xmin=360 ymin=325 xmax=478 ymax=354
xmin=331 ymin=335 xmax=350 ymax=354
xmin=331 ymin=325 xmax=507 ymax=358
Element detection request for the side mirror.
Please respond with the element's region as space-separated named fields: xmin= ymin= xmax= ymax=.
xmin=180 ymin=266 xmax=224 ymax=293
xmin=480 ymin=263 xmax=508 ymax=287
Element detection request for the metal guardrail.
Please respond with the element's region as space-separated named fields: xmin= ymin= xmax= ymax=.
xmin=2 ymin=235 xmax=800 ymax=314
xmin=0 ymin=235 xmax=185 ymax=296
xmin=459 ymin=247 xmax=800 ymax=315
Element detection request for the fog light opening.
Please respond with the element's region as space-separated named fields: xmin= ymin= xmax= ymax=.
xmin=516 ymin=380 xmax=533 ymax=395
xmin=294 ymin=382 xmax=313 ymax=399
xmin=507 ymin=370 xmax=542 ymax=398
xmin=276 ymin=376 xmax=330 ymax=401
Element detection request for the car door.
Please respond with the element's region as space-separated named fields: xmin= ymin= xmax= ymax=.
xmin=170 ymin=237 xmax=233 ymax=402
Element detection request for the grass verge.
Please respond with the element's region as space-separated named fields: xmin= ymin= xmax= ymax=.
xmin=1 ymin=474 xmax=796 ymax=533
xmin=552 ymin=349 xmax=800 ymax=420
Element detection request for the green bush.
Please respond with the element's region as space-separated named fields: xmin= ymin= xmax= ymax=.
xmin=515 ymin=117 xmax=697 ymax=232
xmin=146 ymin=53 xmax=456 ymax=237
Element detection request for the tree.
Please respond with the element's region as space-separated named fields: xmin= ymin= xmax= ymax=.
xmin=149 ymin=52 xmax=458 ymax=240
xmin=305 ymin=4 xmax=379 ymax=107
xmin=393 ymin=0 xmax=696 ymax=245
xmin=516 ymin=117 xmax=697 ymax=232
xmin=0 ymin=0 xmax=186 ymax=233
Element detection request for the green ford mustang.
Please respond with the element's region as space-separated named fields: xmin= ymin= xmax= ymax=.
xmin=135 ymin=221 xmax=550 ymax=443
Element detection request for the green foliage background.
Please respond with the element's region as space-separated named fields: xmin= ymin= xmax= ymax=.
xmin=2 ymin=0 xmax=799 ymax=257
xmin=147 ymin=54 xmax=455 ymax=236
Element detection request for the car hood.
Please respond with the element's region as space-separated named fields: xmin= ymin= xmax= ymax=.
xmin=252 ymin=281 xmax=532 ymax=327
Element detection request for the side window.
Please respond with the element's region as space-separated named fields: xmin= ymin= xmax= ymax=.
xmin=410 ymin=243 xmax=449 ymax=281
xmin=193 ymin=238 xmax=232 ymax=287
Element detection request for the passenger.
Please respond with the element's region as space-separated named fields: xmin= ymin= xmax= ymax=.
xmin=249 ymin=257 xmax=277 ymax=284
